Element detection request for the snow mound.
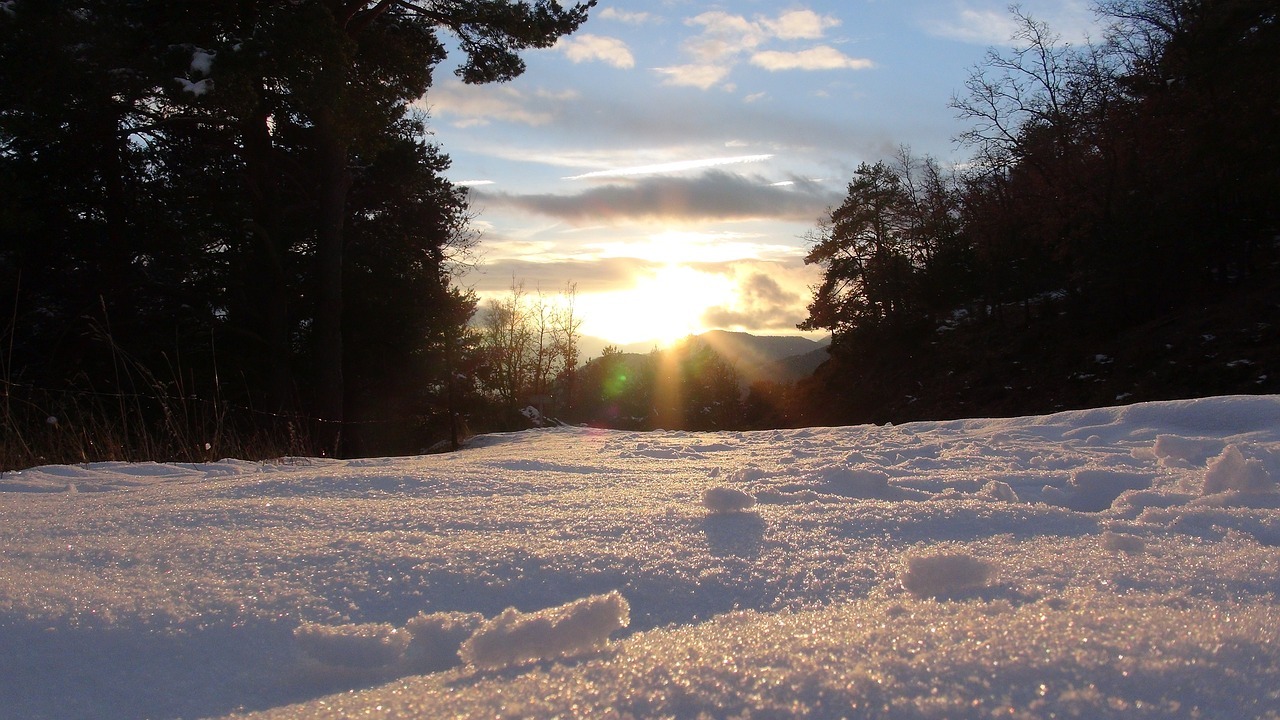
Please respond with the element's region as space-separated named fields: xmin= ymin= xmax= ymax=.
xmin=978 ymin=480 xmax=1019 ymax=502
xmin=403 ymin=611 xmax=484 ymax=672
xmin=1043 ymin=469 xmax=1151 ymax=512
xmin=1153 ymin=434 xmax=1224 ymax=466
xmin=1203 ymin=444 xmax=1274 ymax=495
xmin=459 ymin=591 xmax=630 ymax=670
xmin=1100 ymin=531 xmax=1145 ymax=554
xmin=702 ymin=486 xmax=756 ymax=513
xmin=808 ymin=466 xmax=888 ymax=498
xmin=901 ymin=551 xmax=995 ymax=597
xmin=293 ymin=622 xmax=411 ymax=669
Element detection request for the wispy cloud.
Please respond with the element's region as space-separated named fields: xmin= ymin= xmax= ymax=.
xmin=598 ymin=8 xmax=659 ymax=25
xmin=752 ymin=46 xmax=874 ymax=72
xmin=473 ymin=170 xmax=840 ymax=225
xmin=923 ymin=1 xmax=1096 ymax=45
xmin=563 ymin=154 xmax=774 ymax=180
xmin=465 ymin=256 xmax=656 ymax=294
xmin=558 ymin=34 xmax=635 ymax=69
xmin=422 ymin=80 xmax=576 ymax=127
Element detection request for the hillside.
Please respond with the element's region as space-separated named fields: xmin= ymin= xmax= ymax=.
xmin=696 ymin=330 xmax=828 ymax=384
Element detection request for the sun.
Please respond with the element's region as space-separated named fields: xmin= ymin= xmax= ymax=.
xmin=579 ymin=265 xmax=735 ymax=347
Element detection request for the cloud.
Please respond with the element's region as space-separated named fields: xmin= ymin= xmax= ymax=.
xmin=465 ymin=257 xmax=658 ymax=294
xmin=762 ymin=10 xmax=841 ymax=40
xmin=925 ymin=6 xmax=1022 ymax=44
xmin=558 ymin=34 xmax=635 ymax=69
xmin=422 ymin=79 xmax=576 ymax=127
xmin=923 ymin=1 xmax=1097 ymax=45
xmin=701 ymin=267 xmax=808 ymax=330
xmin=751 ymin=46 xmax=874 ymax=72
xmin=563 ymin=154 xmax=773 ymax=180
xmin=685 ymin=11 xmax=768 ymax=59
xmin=598 ymin=8 xmax=657 ymax=25
xmin=659 ymin=8 xmax=850 ymax=91
xmin=472 ymin=170 xmax=841 ymax=225
xmin=702 ymin=271 xmax=806 ymax=331
xmin=654 ymin=63 xmax=732 ymax=90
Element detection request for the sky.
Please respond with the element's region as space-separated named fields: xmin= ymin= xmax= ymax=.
xmin=421 ymin=0 xmax=1104 ymax=346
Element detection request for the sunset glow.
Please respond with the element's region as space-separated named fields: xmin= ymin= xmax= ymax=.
xmin=578 ymin=264 xmax=736 ymax=346
xmin=440 ymin=1 xmax=1103 ymax=346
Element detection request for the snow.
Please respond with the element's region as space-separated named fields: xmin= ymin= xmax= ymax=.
xmin=1 ymin=395 xmax=1279 ymax=718
xmin=294 ymin=621 xmax=411 ymax=669
xmin=899 ymin=551 xmax=995 ymax=597
xmin=174 ymin=76 xmax=212 ymax=96
xmin=702 ymin=485 xmax=756 ymax=512
xmin=190 ymin=48 xmax=215 ymax=75
xmin=458 ymin=591 xmax=630 ymax=670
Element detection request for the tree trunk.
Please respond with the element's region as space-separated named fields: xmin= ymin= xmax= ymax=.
xmin=240 ymin=109 xmax=295 ymax=415
xmin=313 ymin=115 xmax=352 ymax=455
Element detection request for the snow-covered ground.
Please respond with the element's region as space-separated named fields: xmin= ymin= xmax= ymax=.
xmin=3 ymin=395 xmax=1280 ymax=719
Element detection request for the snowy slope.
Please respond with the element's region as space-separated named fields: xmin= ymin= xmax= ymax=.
xmin=1 ymin=396 xmax=1279 ymax=719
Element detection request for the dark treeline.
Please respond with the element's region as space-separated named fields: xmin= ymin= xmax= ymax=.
xmin=0 ymin=1 xmax=593 ymax=468
xmin=788 ymin=0 xmax=1279 ymax=425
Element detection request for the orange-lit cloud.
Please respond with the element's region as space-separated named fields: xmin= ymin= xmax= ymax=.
xmin=702 ymin=271 xmax=805 ymax=331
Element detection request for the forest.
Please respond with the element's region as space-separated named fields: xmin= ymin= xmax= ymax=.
xmin=1 ymin=0 xmax=1276 ymax=468
xmin=0 ymin=0 xmax=593 ymax=466
xmin=789 ymin=0 xmax=1279 ymax=427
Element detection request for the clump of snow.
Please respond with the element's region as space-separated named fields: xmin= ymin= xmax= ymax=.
xmin=174 ymin=77 xmax=212 ymax=96
xmin=727 ymin=466 xmax=769 ymax=483
xmin=900 ymin=551 xmax=995 ymax=597
xmin=1203 ymin=444 xmax=1274 ymax=495
xmin=459 ymin=591 xmax=630 ymax=670
xmin=809 ymin=466 xmax=888 ymax=498
xmin=1099 ymin=530 xmax=1145 ymax=554
xmin=190 ymin=48 xmax=215 ymax=75
xmin=1153 ymin=434 xmax=1225 ymax=467
xmin=294 ymin=622 xmax=411 ymax=669
xmin=403 ymin=611 xmax=484 ymax=672
xmin=978 ymin=479 xmax=1019 ymax=502
xmin=702 ymin=486 xmax=756 ymax=513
